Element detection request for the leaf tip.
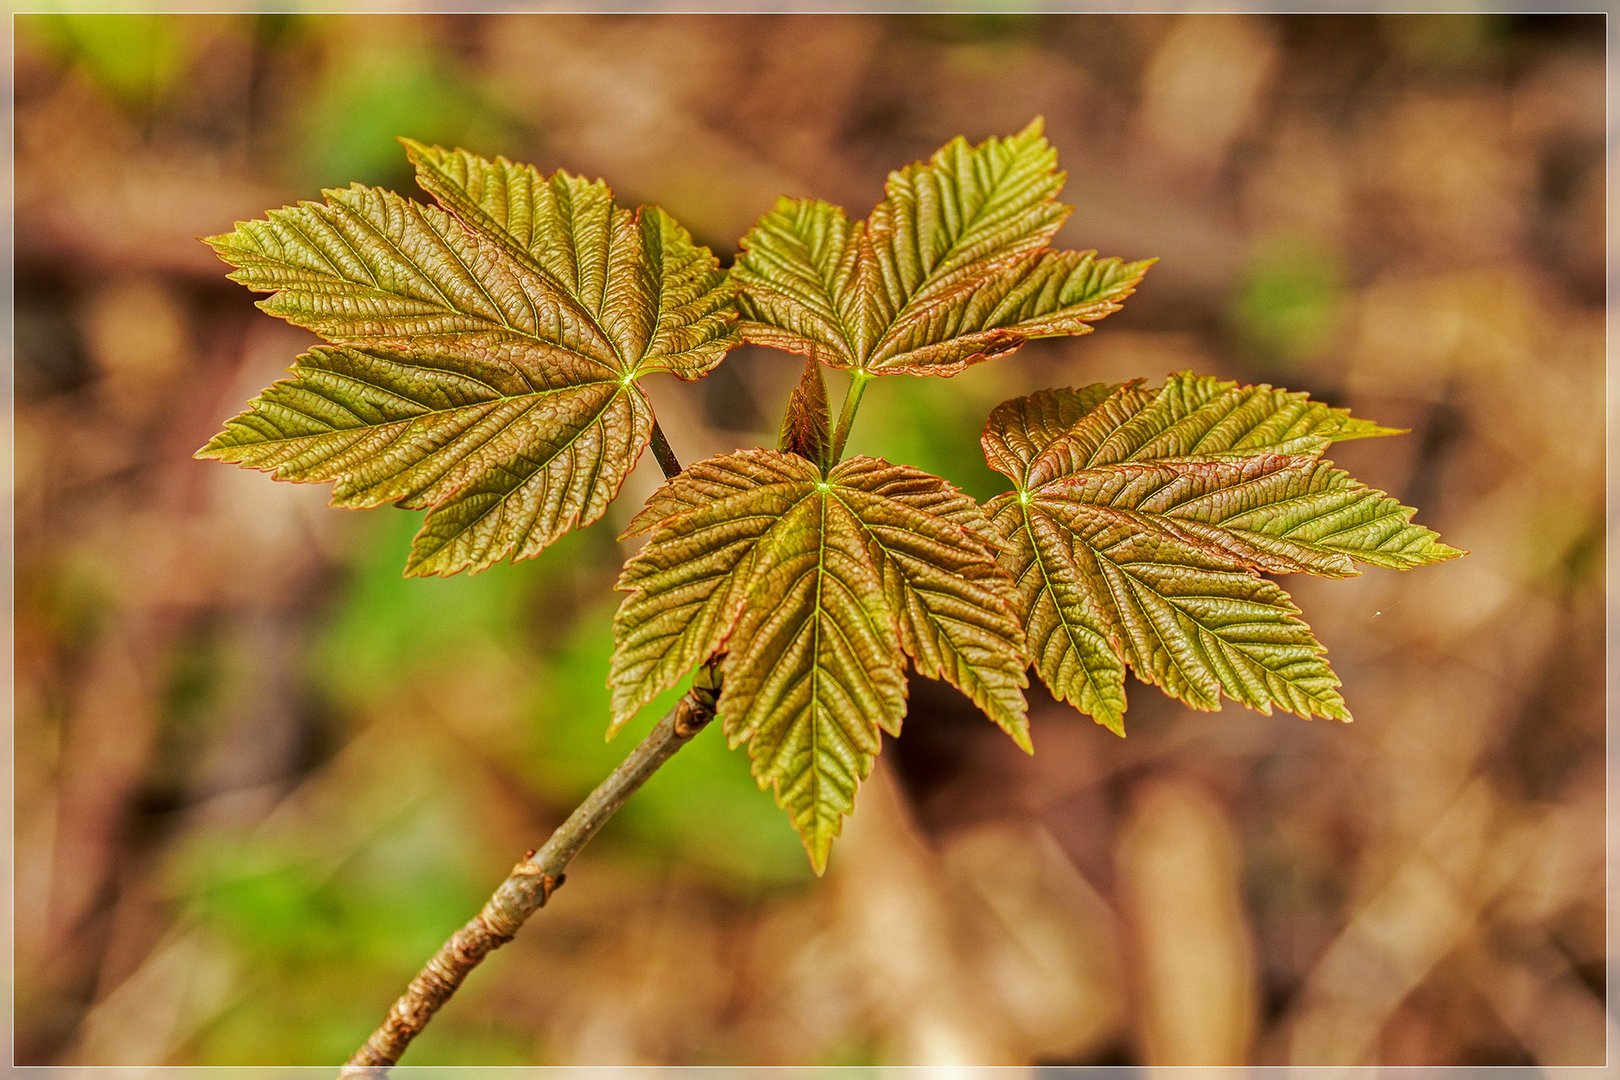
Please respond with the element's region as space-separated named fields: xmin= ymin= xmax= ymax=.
xmin=401 ymin=543 xmax=456 ymax=579
xmin=1346 ymin=422 xmax=1410 ymax=441
xmin=397 ymin=135 xmax=441 ymax=168
xmin=986 ymin=700 xmax=1035 ymax=755
xmin=805 ymin=840 xmax=831 ymax=877
xmin=193 ymin=442 xmax=225 ymax=462
xmin=1302 ymin=686 xmax=1353 ymax=723
xmin=200 ymin=230 xmax=242 ymax=261
xmin=604 ymin=686 xmax=643 ymax=741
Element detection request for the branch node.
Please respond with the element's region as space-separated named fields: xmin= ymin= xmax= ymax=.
xmin=343 ymin=694 xmax=710 ymax=1072
xmin=674 ymin=693 xmax=715 ymax=738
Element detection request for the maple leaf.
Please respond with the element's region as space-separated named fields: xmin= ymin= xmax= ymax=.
xmin=609 ymin=450 xmax=1029 ymax=871
xmin=982 ymin=373 xmax=1463 ymax=734
xmin=197 ymin=142 xmax=737 ymax=576
xmin=190 ymin=124 xmax=1473 ymax=1067
xmin=778 ymin=357 xmax=832 ymax=467
xmin=731 ymin=119 xmax=1154 ymax=377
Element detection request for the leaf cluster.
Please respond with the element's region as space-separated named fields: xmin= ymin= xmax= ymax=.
xmin=202 ymin=121 xmax=1460 ymax=869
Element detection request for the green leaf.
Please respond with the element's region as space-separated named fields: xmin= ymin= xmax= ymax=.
xmin=983 ymin=374 xmax=1462 ymax=733
xmin=402 ymin=141 xmax=734 ymax=380
xmin=732 ymin=119 xmax=1153 ymax=377
xmin=199 ymin=345 xmax=649 ymax=577
xmin=198 ymin=143 xmax=737 ymax=576
xmin=778 ymin=357 xmax=832 ymax=467
xmin=983 ymin=490 xmax=1128 ymax=734
xmin=610 ymin=451 xmax=1028 ymax=871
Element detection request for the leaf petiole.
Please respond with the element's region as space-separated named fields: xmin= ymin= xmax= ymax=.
xmin=648 ymin=421 xmax=684 ymax=480
xmin=830 ymin=370 xmax=873 ymax=462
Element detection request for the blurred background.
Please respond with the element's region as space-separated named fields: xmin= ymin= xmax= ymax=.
xmin=12 ymin=10 xmax=1607 ymax=1067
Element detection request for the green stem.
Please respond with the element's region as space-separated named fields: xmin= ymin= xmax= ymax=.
xmin=830 ymin=370 xmax=873 ymax=462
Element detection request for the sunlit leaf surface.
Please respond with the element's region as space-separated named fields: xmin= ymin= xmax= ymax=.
xmin=610 ymin=450 xmax=1029 ymax=870
xmin=983 ymin=373 xmax=1462 ymax=733
xmin=199 ymin=143 xmax=737 ymax=576
xmin=732 ymin=119 xmax=1153 ymax=376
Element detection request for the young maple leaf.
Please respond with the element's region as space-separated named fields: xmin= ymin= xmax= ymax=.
xmin=731 ymin=118 xmax=1154 ymax=377
xmin=608 ymin=451 xmax=1030 ymax=871
xmin=632 ymin=121 xmax=1163 ymax=868
xmin=981 ymin=373 xmax=1464 ymax=734
xmin=778 ymin=357 xmax=832 ymax=467
xmin=197 ymin=142 xmax=737 ymax=576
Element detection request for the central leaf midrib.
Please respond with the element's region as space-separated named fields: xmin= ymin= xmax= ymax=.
xmin=863 ymin=142 xmax=1039 ymax=367
xmin=1037 ymin=497 xmax=1218 ymax=710
xmin=806 ymin=490 xmax=829 ymax=844
xmin=1016 ymin=501 xmax=1124 ymax=718
xmin=230 ymin=378 xmax=612 ymax=449
xmin=416 ymin=158 xmax=636 ymax=371
xmin=831 ymin=486 xmax=994 ymax=683
xmin=331 ymin=194 xmax=469 ymax=318
xmin=805 ymin=215 xmax=861 ymax=364
xmin=1102 ymin=546 xmax=1342 ymax=714
xmin=1041 ymin=460 xmax=1384 ymax=571
xmin=865 ymin=245 xmax=1017 ymax=367
xmin=413 ymin=384 xmax=640 ymax=559
xmin=270 ymin=231 xmax=623 ymax=379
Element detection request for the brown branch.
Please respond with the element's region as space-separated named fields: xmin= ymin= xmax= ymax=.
xmin=341 ymin=671 xmax=720 ymax=1073
xmin=649 ymin=420 xmax=684 ymax=480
